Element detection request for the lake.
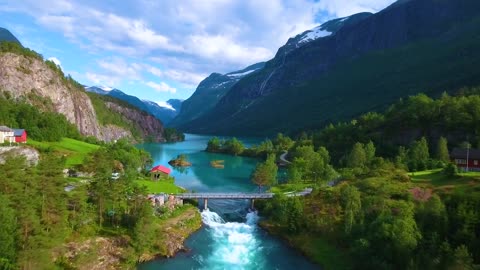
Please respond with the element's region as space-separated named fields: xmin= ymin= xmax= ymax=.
xmin=137 ymin=134 xmax=319 ymax=270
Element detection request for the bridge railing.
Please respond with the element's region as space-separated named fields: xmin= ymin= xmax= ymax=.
xmin=175 ymin=192 xmax=274 ymax=199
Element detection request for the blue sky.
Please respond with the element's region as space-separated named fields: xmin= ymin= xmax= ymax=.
xmin=0 ymin=0 xmax=395 ymax=105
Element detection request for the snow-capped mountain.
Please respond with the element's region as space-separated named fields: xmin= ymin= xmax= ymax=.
xmin=85 ymin=86 xmax=182 ymax=125
xmin=85 ymin=86 xmax=112 ymax=95
xmin=284 ymin=12 xmax=372 ymax=53
xmin=169 ymin=62 xmax=265 ymax=128
xmin=179 ymin=0 xmax=480 ymax=136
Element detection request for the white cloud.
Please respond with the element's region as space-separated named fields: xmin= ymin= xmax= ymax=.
xmin=2 ymin=0 xmax=396 ymax=97
xmin=316 ymin=0 xmax=396 ymax=17
xmin=47 ymin=56 xmax=62 ymax=68
xmin=155 ymin=100 xmax=175 ymax=111
xmin=188 ymin=34 xmax=273 ymax=66
xmin=146 ymin=81 xmax=177 ymax=93
xmin=163 ymin=69 xmax=206 ymax=86
xmin=146 ymin=65 xmax=163 ymax=77
xmin=96 ymin=58 xmax=142 ymax=80
xmin=85 ymin=72 xmax=118 ymax=86
xmin=144 ymin=63 xmax=206 ymax=87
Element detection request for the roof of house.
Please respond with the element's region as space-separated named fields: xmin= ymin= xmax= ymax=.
xmin=450 ymin=148 xmax=480 ymax=160
xmin=150 ymin=165 xmax=171 ymax=174
xmin=0 ymin=126 xmax=13 ymax=132
xmin=13 ymin=129 xmax=25 ymax=136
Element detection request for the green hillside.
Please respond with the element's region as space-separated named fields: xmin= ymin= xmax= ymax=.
xmin=27 ymin=138 xmax=99 ymax=166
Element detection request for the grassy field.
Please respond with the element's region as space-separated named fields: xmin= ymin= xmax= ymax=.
xmin=410 ymin=169 xmax=480 ymax=192
xmin=27 ymin=138 xmax=99 ymax=166
xmin=136 ymin=177 xmax=185 ymax=194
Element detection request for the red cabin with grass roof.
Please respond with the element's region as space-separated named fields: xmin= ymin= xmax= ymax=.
xmin=450 ymin=148 xmax=480 ymax=171
xmin=150 ymin=165 xmax=171 ymax=180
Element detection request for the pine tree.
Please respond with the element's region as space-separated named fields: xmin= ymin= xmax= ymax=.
xmin=436 ymin=136 xmax=450 ymax=163
xmin=0 ymin=195 xmax=17 ymax=266
xmin=347 ymin=142 xmax=367 ymax=169
xmin=252 ymin=154 xmax=278 ymax=190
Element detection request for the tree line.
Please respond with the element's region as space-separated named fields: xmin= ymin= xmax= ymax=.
xmin=0 ymin=94 xmax=80 ymax=142
xmin=0 ymin=139 xmax=169 ymax=269
xmin=247 ymin=89 xmax=480 ymax=269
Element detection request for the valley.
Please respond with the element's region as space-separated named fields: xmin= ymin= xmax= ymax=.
xmin=1 ymin=1 xmax=480 ymax=269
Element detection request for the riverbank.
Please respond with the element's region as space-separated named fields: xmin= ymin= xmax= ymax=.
xmin=55 ymin=204 xmax=202 ymax=269
xmin=138 ymin=204 xmax=202 ymax=260
xmin=259 ymin=220 xmax=352 ymax=270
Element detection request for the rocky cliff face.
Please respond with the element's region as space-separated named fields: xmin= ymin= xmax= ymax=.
xmin=0 ymin=52 xmax=164 ymax=142
xmin=105 ymin=102 xmax=165 ymax=142
xmin=0 ymin=146 xmax=39 ymax=166
xmin=0 ymin=53 xmax=104 ymax=137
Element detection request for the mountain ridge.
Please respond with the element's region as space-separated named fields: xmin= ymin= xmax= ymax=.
xmin=85 ymin=86 xmax=182 ymax=125
xmin=177 ymin=0 xmax=480 ymax=136
xmin=169 ymin=61 xmax=265 ymax=128
xmin=0 ymin=34 xmax=167 ymax=142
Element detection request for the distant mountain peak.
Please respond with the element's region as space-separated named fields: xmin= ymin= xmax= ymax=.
xmin=100 ymin=86 xmax=113 ymax=91
xmin=0 ymin=27 xmax=21 ymax=45
xmin=85 ymin=85 xmax=182 ymax=125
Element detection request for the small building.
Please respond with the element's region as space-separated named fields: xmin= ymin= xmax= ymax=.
xmin=450 ymin=148 xmax=480 ymax=171
xmin=0 ymin=126 xmax=14 ymax=144
xmin=13 ymin=129 xmax=27 ymax=143
xmin=150 ymin=165 xmax=171 ymax=180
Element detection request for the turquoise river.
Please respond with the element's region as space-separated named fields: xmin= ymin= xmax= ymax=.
xmin=137 ymin=134 xmax=319 ymax=270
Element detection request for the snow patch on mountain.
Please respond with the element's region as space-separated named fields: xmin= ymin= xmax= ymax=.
xmin=298 ymin=26 xmax=331 ymax=44
xmin=227 ymin=68 xmax=259 ymax=78
xmin=100 ymin=86 xmax=113 ymax=91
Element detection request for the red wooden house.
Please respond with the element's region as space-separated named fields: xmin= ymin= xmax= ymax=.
xmin=150 ymin=165 xmax=171 ymax=180
xmin=450 ymin=148 xmax=480 ymax=171
xmin=13 ymin=129 xmax=27 ymax=143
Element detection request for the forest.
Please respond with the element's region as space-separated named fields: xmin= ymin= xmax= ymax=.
xmin=209 ymin=90 xmax=480 ymax=269
xmin=0 ymin=94 xmax=80 ymax=142
xmin=0 ymin=137 xmax=197 ymax=269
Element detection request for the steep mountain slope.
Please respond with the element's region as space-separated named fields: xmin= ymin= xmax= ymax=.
xmin=181 ymin=0 xmax=480 ymax=136
xmin=0 ymin=27 xmax=20 ymax=44
xmin=169 ymin=62 xmax=265 ymax=128
xmin=85 ymin=86 xmax=182 ymax=125
xmin=0 ymin=42 xmax=166 ymax=142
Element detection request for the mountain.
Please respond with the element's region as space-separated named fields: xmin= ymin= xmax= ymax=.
xmin=169 ymin=62 xmax=265 ymax=128
xmin=85 ymin=86 xmax=182 ymax=125
xmin=167 ymin=99 xmax=183 ymax=112
xmin=0 ymin=27 xmax=21 ymax=44
xmin=0 ymin=40 xmax=166 ymax=142
xmin=179 ymin=0 xmax=480 ymax=136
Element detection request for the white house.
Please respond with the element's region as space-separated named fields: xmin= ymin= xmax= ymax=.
xmin=0 ymin=126 xmax=15 ymax=144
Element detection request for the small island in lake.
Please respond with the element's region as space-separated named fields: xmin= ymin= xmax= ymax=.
xmin=168 ymin=154 xmax=192 ymax=167
xmin=210 ymin=160 xmax=224 ymax=168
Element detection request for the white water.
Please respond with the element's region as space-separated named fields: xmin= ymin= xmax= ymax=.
xmin=199 ymin=209 xmax=265 ymax=269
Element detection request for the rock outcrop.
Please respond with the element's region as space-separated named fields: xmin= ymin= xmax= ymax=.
xmin=105 ymin=102 xmax=165 ymax=142
xmin=0 ymin=146 xmax=40 ymax=166
xmin=0 ymin=52 xmax=165 ymax=142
